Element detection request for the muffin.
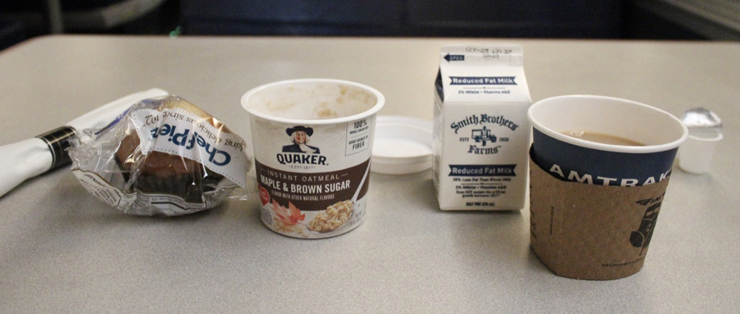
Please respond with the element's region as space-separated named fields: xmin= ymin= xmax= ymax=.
xmin=114 ymin=131 xmax=225 ymax=203
xmin=115 ymin=97 xmax=230 ymax=203
xmin=114 ymin=97 xmax=233 ymax=203
xmin=70 ymin=95 xmax=249 ymax=216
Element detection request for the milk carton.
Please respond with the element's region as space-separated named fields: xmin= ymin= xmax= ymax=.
xmin=433 ymin=45 xmax=532 ymax=210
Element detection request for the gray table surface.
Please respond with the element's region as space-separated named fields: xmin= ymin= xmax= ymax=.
xmin=1 ymin=35 xmax=738 ymax=313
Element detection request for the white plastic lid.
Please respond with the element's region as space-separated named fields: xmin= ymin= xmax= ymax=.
xmin=371 ymin=116 xmax=433 ymax=175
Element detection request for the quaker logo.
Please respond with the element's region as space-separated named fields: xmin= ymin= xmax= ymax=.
xmin=630 ymin=194 xmax=664 ymax=255
xmin=277 ymin=125 xmax=327 ymax=165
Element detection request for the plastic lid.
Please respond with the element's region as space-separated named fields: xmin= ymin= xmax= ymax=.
xmin=371 ymin=116 xmax=433 ymax=175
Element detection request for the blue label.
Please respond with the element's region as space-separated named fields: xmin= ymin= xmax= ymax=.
xmin=531 ymin=128 xmax=677 ymax=186
xmin=444 ymin=54 xmax=465 ymax=62
xmin=149 ymin=123 xmax=232 ymax=166
xmin=449 ymin=77 xmax=517 ymax=85
xmin=448 ymin=165 xmax=516 ymax=177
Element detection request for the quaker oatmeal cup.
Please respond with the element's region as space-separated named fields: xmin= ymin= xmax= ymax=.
xmin=242 ymin=79 xmax=384 ymax=238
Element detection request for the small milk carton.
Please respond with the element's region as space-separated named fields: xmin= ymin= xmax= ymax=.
xmin=433 ymin=45 xmax=532 ymax=210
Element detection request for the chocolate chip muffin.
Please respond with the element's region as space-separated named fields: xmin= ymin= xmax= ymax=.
xmin=114 ymin=97 xmax=229 ymax=204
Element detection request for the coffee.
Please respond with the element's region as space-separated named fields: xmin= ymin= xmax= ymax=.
xmin=563 ymin=131 xmax=644 ymax=146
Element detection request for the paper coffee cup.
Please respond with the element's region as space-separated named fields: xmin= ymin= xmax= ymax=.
xmin=527 ymin=95 xmax=688 ymax=279
xmin=528 ymin=95 xmax=688 ymax=186
xmin=242 ymin=79 xmax=384 ymax=239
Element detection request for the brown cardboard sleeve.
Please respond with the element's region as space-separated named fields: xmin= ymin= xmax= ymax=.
xmin=529 ymin=152 xmax=671 ymax=280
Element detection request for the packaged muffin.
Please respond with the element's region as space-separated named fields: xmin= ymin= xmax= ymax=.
xmin=69 ymin=95 xmax=251 ymax=216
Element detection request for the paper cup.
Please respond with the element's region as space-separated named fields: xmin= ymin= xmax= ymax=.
xmin=527 ymin=95 xmax=688 ymax=280
xmin=528 ymin=95 xmax=688 ymax=186
xmin=242 ymin=79 xmax=384 ymax=238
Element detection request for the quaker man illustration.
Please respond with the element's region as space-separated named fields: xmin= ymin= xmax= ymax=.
xmin=282 ymin=126 xmax=320 ymax=154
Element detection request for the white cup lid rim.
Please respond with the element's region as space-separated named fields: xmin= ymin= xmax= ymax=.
xmin=529 ymin=95 xmax=689 ymax=154
xmin=371 ymin=115 xmax=433 ymax=175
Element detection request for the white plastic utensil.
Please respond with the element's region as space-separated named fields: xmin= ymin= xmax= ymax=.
xmin=0 ymin=88 xmax=168 ymax=198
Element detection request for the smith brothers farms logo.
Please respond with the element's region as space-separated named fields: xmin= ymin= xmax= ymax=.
xmin=450 ymin=114 xmax=519 ymax=155
xmin=276 ymin=125 xmax=328 ymax=166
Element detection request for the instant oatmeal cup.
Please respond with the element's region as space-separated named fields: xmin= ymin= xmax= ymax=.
xmin=242 ymin=79 xmax=384 ymax=238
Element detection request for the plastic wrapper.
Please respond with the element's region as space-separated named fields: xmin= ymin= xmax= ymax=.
xmin=69 ymin=95 xmax=252 ymax=216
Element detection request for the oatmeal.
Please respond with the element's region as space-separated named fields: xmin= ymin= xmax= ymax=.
xmin=243 ymin=79 xmax=383 ymax=238
xmin=308 ymin=200 xmax=354 ymax=232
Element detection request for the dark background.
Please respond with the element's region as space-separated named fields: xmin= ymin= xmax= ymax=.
xmin=1 ymin=0 xmax=738 ymax=50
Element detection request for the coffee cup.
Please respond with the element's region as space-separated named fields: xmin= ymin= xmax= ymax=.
xmin=527 ymin=95 xmax=688 ymax=280
xmin=528 ymin=95 xmax=688 ymax=186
